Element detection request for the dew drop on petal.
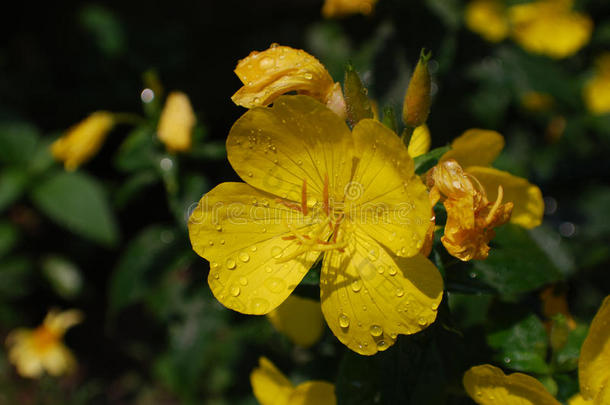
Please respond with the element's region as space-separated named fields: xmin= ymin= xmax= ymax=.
xmin=351 ymin=280 xmax=362 ymax=292
xmin=369 ymin=325 xmax=383 ymax=337
xmin=339 ymin=313 xmax=350 ymax=328
xmin=377 ymin=340 xmax=388 ymax=350
xmin=264 ymin=277 xmax=286 ymax=293
xmin=225 ymin=258 xmax=236 ymax=270
xmin=418 ymin=317 xmax=427 ymax=326
xmin=251 ymin=246 xmax=257 ymax=252
xmin=251 ymin=298 xmax=270 ymax=315
xmin=395 ymin=288 xmax=404 ymax=297
xmin=239 ymin=277 xmax=248 ymax=286
xmin=304 ymin=73 xmax=313 ymax=80
xmin=271 ymin=246 xmax=283 ymax=258
xmin=230 ymin=285 xmax=241 ymax=297
xmin=389 ymin=267 xmax=397 ymax=276
xmin=220 ymin=239 xmax=225 ymax=245
xmin=239 ymin=251 xmax=250 ymax=262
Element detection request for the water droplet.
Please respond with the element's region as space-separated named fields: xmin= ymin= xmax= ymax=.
xmin=339 ymin=313 xmax=350 ymax=328
xmin=389 ymin=267 xmax=397 ymax=276
xmin=239 ymin=251 xmax=250 ymax=262
xmin=215 ymin=224 xmax=222 ymax=232
xmin=377 ymin=266 xmax=385 ymax=274
xmin=259 ymin=57 xmax=274 ymax=69
xmin=251 ymin=298 xmax=270 ymax=315
xmin=271 ymin=246 xmax=283 ymax=258
xmin=297 ymin=160 xmax=302 ymax=165
xmin=395 ymin=288 xmax=404 ymax=297
xmin=351 ymin=280 xmax=362 ymax=292
xmin=239 ymin=277 xmax=248 ymax=286
xmin=247 ymin=171 xmax=253 ymax=177
xmin=264 ymin=277 xmax=286 ymax=293
xmin=225 ymin=258 xmax=236 ymax=270
xmin=230 ymin=285 xmax=241 ymax=296
xmin=368 ymin=248 xmax=379 ymax=261
xmin=304 ymin=72 xmax=313 ymax=80
xmin=262 ymin=227 xmax=267 ymax=233
xmin=251 ymin=246 xmax=257 ymax=252
xmin=208 ymin=240 xmax=214 ymax=246
xmin=212 ymin=272 xmax=219 ymax=279
xmin=362 ymin=305 xmax=367 ymax=311
xmin=211 ymin=262 xmax=219 ymax=269
xmin=377 ymin=340 xmax=388 ymax=350
xmin=418 ymin=317 xmax=427 ymax=326
xmin=370 ymin=325 xmax=383 ymax=337
xmin=390 ymin=333 xmax=397 ymax=339
xmin=265 ymin=266 xmax=273 ymax=273
xmin=220 ymin=239 xmax=225 ymax=245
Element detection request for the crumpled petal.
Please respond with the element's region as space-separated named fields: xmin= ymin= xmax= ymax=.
xmin=232 ymin=45 xmax=340 ymax=114
xmin=251 ymin=357 xmax=293 ymax=405
xmin=289 ymin=381 xmax=337 ymax=405
xmin=189 ymin=182 xmax=325 ymax=315
xmin=322 ymin=0 xmax=378 ymax=18
xmin=463 ymin=364 xmax=561 ymax=405
xmin=579 ymin=296 xmax=610 ymax=403
xmin=267 ymin=295 xmax=325 ymax=347
xmin=407 ymin=124 xmax=431 ymax=158
xmin=320 ymin=230 xmax=443 ymax=355
xmin=441 ymin=129 xmax=505 ymax=169
xmin=157 ymin=91 xmax=196 ymax=152
xmin=466 ymin=166 xmax=544 ymax=229
xmin=348 ymin=119 xmax=431 ymax=258
xmin=465 ymin=0 xmax=509 ymax=43
xmin=227 ymin=95 xmax=353 ymax=204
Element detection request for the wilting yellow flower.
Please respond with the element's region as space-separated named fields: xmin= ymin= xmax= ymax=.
xmin=188 ymin=95 xmax=442 ymax=355
xmin=232 ymin=45 xmax=345 ymax=118
xmin=521 ymin=91 xmax=554 ymax=113
xmin=267 ymin=295 xmax=325 ymax=347
xmin=583 ymin=53 xmax=610 ymax=115
xmin=157 ymin=91 xmax=196 ymax=153
xmin=251 ymin=357 xmax=336 ymax=405
xmin=429 ymin=159 xmax=513 ymax=261
xmin=407 ymin=124 xmax=431 ymax=158
xmin=51 ymin=111 xmax=115 ymax=171
xmin=322 ymin=0 xmax=378 ymax=18
xmin=509 ymin=0 xmax=593 ymax=59
xmin=463 ymin=364 xmax=560 ymax=404
xmin=6 ymin=309 xmax=83 ymax=378
xmin=465 ymin=0 xmax=509 ymax=43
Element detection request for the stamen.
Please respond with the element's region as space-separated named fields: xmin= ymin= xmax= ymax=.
xmin=485 ymin=185 xmax=504 ymax=224
xmin=275 ymin=198 xmax=302 ymax=212
xmin=323 ymin=174 xmax=330 ymax=216
xmin=301 ymin=179 xmax=308 ymax=216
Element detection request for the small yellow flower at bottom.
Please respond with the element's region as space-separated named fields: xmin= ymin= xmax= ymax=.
xmin=584 ymin=53 xmax=610 ymax=115
xmin=463 ymin=364 xmax=561 ymax=404
xmin=267 ymin=295 xmax=325 ymax=348
xmin=251 ymin=357 xmax=336 ymax=405
xmin=51 ymin=111 xmax=115 ymax=171
xmin=6 ymin=309 xmax=83 ymax=378
xmin=157 ymin=91 xmax=196 ymax=153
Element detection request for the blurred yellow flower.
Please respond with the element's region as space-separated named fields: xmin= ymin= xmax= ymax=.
xmin=188 ymin=95 xmax=442 ymax=355
xmin=6 ymin=309 xmax=83 ymax=378
xmin=583 ymin=53 xmax=610 ymax=115
xmin=231 ymin=44 xmax=345 ymax=118
xmin=540 ymin=285 xmax=577 ymax=330
xmin=509 ymin=0 xmax=593 ymax=59
xmin=407 ymin=124 xmax=431 ymax=158
xmin=463 ymin=364 xmax=560 ymax=404
xmin=51 ymin=111 xmax=115 ymax=171
xmin=465 ymin=0 xmax=509 ymax=43
xmin=321 ymin=0 xmax=378 ymax=18
xmin=267 ymin=295 xmax=325 ymax=347
xmin=251 ymin=357 xmax=336 ymax=405
xmin=521 ymin=91 xmax=554 ymax=113
xmin=157 ymin=91 xmax=196 ymax=153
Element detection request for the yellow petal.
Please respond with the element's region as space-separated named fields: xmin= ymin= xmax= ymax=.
xmin=320 ymin=231 xmax=443 ymax=355
xmin=51 ymin=111 xmax=114 ymax=171
xmin=290 ymin=381 xmax=336 ymax=405
xmin=227 ymin=95 xmax=353 ymax=204
xmin=408 ymin=124 xmax=431 ymax=158
xmin=441 ymin=129 xmax=505 ymax=168
xmin=348 ymin=119 xmax=431 ymax=258
xmin=157 ymin=91 xmax=196 ymax=153
xmin=466 ymin=166 xmax=544 ymax=229
xmin=44 ymin=309 xmax=83 ymax=336
xmin=251 ymin=357 xmax=293 ymax=405
xmin=569 ymin=394 xmax=594 ymax=405
xmin=463 ymin=364 xmax=561 ymax=405
xmin=465 ymin=0 xmax=509 ymax=42
xmin=188 ymin=182 xmax=323 ymax=315
xmin=579 ymin=296 xmax=610 ymax=402
xmin=41 ymin=343 xmax=76 ymax=376
xmin=267 ymin=295 xmax=325 ymax=347
xmin=232 ymin=46 xmax=338 ymax=111
xmin=321 ymin=0 xmax=377 ymax=18
xmin=583 ymin=54 xmax=610 ymax=115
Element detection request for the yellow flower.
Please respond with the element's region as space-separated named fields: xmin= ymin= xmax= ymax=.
xmin=540 ymin=285 xmax=577 ymax=330
xmin=6 ymin=309 xmax=83 ymax=378
xmin=463 ymin=364 xmax=561 ymax=404
xmin=251 ymin=357 xmax=336 ymax=405
xmin=407 ymin=124 xmax=431 ymax=158
xmin=321 ymin=0 xmax=378 ymax=18
xmin=231 ymin=45 xmax=345 ymax=118
xmin=188 ymin=95 xmax=443 ymax=355
xmin=583 ymin=53 xmax=610 ymax=115
xmin=157 ymin=91 xmax=196 ymax=153
xmin=51 ymin=111 xmax=115 ymax=171
xmin=429 ymin=159 xmax=513 ymax=261
xmin=465 ymin=0 xmax=509 ymax=43
xmin=508 ymin=0 xmax=593 ymax=59
xmin=267 ymin=295 xmax=325 ymax=347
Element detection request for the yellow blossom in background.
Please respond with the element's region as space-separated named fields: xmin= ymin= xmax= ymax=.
xmin=465 ymin=0 xmax=509 ymax=43
xmin=51 ymin=111 xmax=115 ymax=171
xmin=231 ymin=45 xmax=345 ymax=118
xmin=463 ymin=364 xmax=561 ymax=404
xmin=407 ymin=124 xmax=431 ymax=158
xmin=188 ymin=95 xmax=442 ymax=355
xmin=509 ymin=0 xmax=593 ymax=59
xmin=157 ymin=91 xmax=196 ymax=153
xmin=540 ymin=285 xmax=577 ymax=330
xmin=251 ymin=357 xmax=336 ymax=405
xmin=583 ymin=53 xmax=610 ymax=115
xmin=321 ymin=0 xmax=378 ymax=18
xmin=6 ymin=309 xmax=83 ymax=378
xmin=267 ymin=295 xmax=325 ymax=347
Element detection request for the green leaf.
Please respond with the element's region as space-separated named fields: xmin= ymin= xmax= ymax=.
xmin=471 ymin=224 xmax=563 ymax=296
xmin=0 ymin=256 xmax=33 ymax=299
xmin=30 ymin=171 xmax=119 ymax=246
xmin=554 ymin=324 xmax=588 ymax=373
xmin=413 ymin=145 xmax=450 ymax=174
xmin=344 ymin=64 xmax=374 ymax=127
xmin=79 ymin=4 xmax=125 ymax=57
xmin=114 ymin=171 xmax=159 ymax=209
xmin=0 ymin=222 xmax=19 ymax=259
xmin=115 ymin=126 xmax=159 ymax=172
xmin=0 ymin=122 xmax=40 ymax=165
xmin=0 ymin=168 xmax=28 ymax=213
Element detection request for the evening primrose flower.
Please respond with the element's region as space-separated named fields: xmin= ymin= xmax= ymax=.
xmin=231 ymin=45 xmax=345 ymax=118
xmin=509 ymin=0 xmax=593 ymax=59
xmin=6 ymin=309 xmax=83 ymax=378
xmin=188 ymin=95 xmax=442 ymax=355
xmin=465 ymin=0 xmax=509 ymax=43
xmin=51 ymin=111 xmax=115 ymax=171
xmin=251 ymin=357 xmax=336 ymax=405
xmin=157 ymin=91 xmax=196 ymax=153
xmin=583 ymin=53 xmax=610 ymax=115
xmin=321 ymin=0 xmax=378 ymax=18
xmin=267 ymin=295 xmax=325 ymax=347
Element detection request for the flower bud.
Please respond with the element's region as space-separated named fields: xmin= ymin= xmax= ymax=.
xmin=403 ymin=49 xmax=432 ymax=128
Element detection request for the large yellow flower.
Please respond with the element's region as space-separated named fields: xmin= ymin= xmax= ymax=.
xmin=251 ymin=357 xmax=336 ymax=405
xmin=583 ymin=53 xmax=610 ymax=115
xmin=188 ymin=95 xmax=443 ymax=355
xmin=51 ymin=111 xmax=115 ymax=171
xmin=6 ymin=309 xmax=83 ymax=378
